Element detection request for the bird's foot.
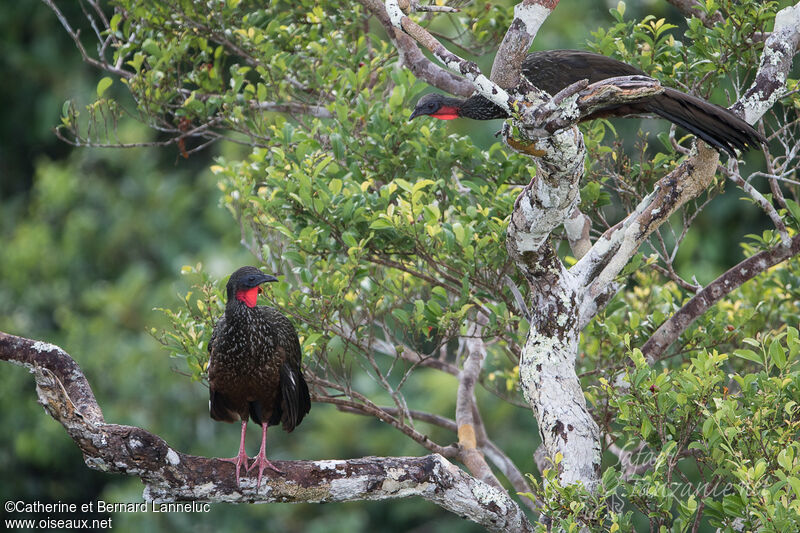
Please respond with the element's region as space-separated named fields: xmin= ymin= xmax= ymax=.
xmin=218 ymin=450 xmax=250 ymax=487
xmin=248 ymin=452 xmax=283 ymax=489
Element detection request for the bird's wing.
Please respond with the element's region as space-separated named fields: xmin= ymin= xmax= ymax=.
xmin=256 ymin=306 xmax=311 ymax=431
xmin=207 ymin=313 xmax=226 ymax=385
xmin=522 ymin=50 xmax=646 ymax=94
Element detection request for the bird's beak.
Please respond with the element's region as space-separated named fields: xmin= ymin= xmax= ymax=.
xmin=258 ymin=274 xmax=280 ymax=285
xmin=409 ymin=108 xmax=422 ymax=120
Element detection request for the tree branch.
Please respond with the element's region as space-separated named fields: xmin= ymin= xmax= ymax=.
xmin=360 ymin=0 xmax=474 ymax=97
xmin=42 ymin=0 xmax=133 ymax=80
xmin=455 ymin=318 xmax=503 ymax=489
xmin=0 ymin=331 xmax=534 ymax=532
xmin=730 ymin=2 xmax=800 ymax=125
xmin=490 ymin=0 xmax=559 ymax=89
xmin=640 ymin=234 xmax=800 ymax=360
xmin=384 ymin=0 xmax=512 ymax=112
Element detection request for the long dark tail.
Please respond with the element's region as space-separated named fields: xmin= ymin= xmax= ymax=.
xmin=644 ymin=88 xmax=765 ymax=156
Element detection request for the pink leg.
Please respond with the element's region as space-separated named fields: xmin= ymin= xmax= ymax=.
xmin=247 ymin=423 xmax=283 ymax=488
xmin=218 ymin=420 xmax=249 ymax=486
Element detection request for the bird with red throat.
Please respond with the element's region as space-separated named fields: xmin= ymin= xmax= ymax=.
xmin=207 ymin=266 xmax=310 ymax=487
xmin=410 ymin=50 xmax=764 ymax=156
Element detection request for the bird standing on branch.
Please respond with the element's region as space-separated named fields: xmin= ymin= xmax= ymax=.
xmin=410 ymin=50 xmax=765 ymax=156
xmin=208 ymin=266 xmax=310 ymax=487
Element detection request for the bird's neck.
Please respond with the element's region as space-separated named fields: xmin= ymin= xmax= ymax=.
xmin=458 ymin=95 xmax=510 ymax=120
xmin=225 ymin=298 xmax=258 ymax=321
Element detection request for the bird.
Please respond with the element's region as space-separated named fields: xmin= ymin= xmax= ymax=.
xmin=409 ymin=49 xmax=765 ymax=156
xmin=207 ymin=266 xmax=310 ymax=487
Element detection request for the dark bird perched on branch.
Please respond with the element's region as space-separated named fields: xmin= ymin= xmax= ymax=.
xmin=208 ymin=266 xmax=310 ymax=486
xmin=410 ymin=50 xmax=765 ymax=156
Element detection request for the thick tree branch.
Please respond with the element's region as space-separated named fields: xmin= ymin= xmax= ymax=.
xmin=0 ymin=331 xmax=534 ymax=532
xmin=640 ymin=234 xmax=800 ymax=360
xmin=731 ymin=2 xmax=800 ymax=125
xmin=573 ymin=142 xmax=721 ymax=325
xmin=490 ymin=0 xmax=558 ymax=89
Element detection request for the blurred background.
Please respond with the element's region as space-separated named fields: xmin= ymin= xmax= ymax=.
xmin=0 ymin=0 xmax=773 ymax=531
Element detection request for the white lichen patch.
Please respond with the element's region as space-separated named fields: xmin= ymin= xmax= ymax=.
xmin=559 ymin=95 xmax=581 ymax=122
xmin=32 ymin=340 xmax=67 ymax=356
xmin=472 ymin=75 xmax=511 ymax=111
xmin=85 ymin=456 xmax=109 ymax=471
xmin=386 ymin=467 xmax=405 ymax=480
xmin=470 ymin=482 xmax=508 ymax=514
xmin=563 ymin=212 xmax=586 ymax=241
xmin=523 ymin=332 xmax=561 ymax=365
xmin=189 ymin=482 xmax=224 ymax=499
xmin=381 ymin=468 xmax=430 ymax=497
xmin=316 ymin=460 xmax=345 ymax=471
xmin=385 ymin=0 xmax=405 ymax=27
xmin=165 ymin=448 xmax=180 ymax=465
xmin=330 ymin=476 xmax=369 ymax=500
xmin=514 ymin=2 xmax=550 ymax=37
xmin=128 ymin=438 xmax=143 ymax=449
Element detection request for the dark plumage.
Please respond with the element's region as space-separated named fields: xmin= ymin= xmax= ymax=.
xmin=410 ymin=49 xmax=765 ymax=156
xmin=208 ymin=266 xmax=310 ymax=486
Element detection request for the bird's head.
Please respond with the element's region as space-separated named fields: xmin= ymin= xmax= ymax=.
xmin=225 ymin=266 xmax=279 ymax=308
xmin=409 ymin=93 xmax=462 ymax=120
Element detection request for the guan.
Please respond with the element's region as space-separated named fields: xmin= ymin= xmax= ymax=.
xmin=410 ymin=50 xmax=765 ymax=156
xmin=208 ymin=266 xmax=310 ymax=487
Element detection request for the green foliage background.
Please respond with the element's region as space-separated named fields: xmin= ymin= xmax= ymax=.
xmin=1 ymin=1 xmax=799 ymax=532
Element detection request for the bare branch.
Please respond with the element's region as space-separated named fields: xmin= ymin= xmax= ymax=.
xmin=410 ymin=1 xmax=459 ymax=13
xmin=0 ymin=331 xmax=534 ymax=532
xmin=490 ymin=0 xmax=559 ymax=89
xmin=455 ymin=318 xmax=503 ymax=489
xmin=360 ymin=0 xmax=474 ymax=97
xmin=573 ymin=142 xmax=722 ymax=322
xmin=640 ymin=234 xmax=800 ymax=360
xmin=42 ymin=0 xmax=133 ymax=80
xmin=384 ymin=0 xmax=513 ymax=112
xmin=724 ymin=162 xmax=791 ymax=247
xmin=529 ymin=76 xmax=663 ymax=135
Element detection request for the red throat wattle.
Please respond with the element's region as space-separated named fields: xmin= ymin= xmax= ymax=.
xmin=432 ymin=106 xmax=459 ymax=120
xmin=235 ymin=286 xmax=261 ymax=308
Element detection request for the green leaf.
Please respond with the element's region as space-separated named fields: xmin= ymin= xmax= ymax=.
xmin=109 ymin=13 xmax=122 ymax=34
xmin=769 ymin=338 xmax=787 ymax=369
xmin=369 ymin=218 xmax=393 ymax=230
xmin=96 ymin=77 xmax=113 ymax=98
xmin=733 ymin=349 xmax=762 ymax=366
xmin=788 ymin=477 xmax=800 ymax=499
xmin=785 ymin=199 xmax=800 ymax=224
